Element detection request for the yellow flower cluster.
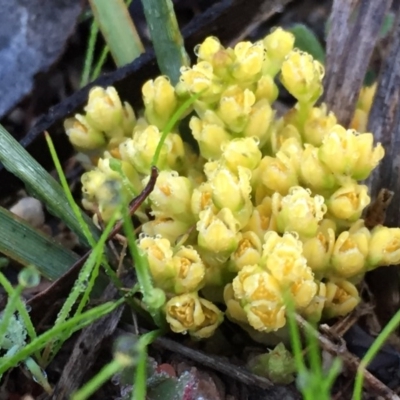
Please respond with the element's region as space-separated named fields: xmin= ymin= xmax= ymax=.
xmin=66 ymin=28 xmax=399 ymax=339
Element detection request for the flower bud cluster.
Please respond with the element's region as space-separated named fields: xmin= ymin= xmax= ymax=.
xmin=67 ymin=28 xmax=397 ymax=340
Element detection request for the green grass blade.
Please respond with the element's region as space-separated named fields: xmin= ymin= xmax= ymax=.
xmin=0 ymin=206 xmax=79 ymax=280
xmin=353 ymin=308 xmax=400 ymax=400
xmin=0 ymin=124 xmax=98 ymax=245
xmin=89 ymin=0 xmax=144 ymax=67
xmin=140 ymin=0 xmax=189 ymax=84
xmin=81 ymin=21 xmax=99 ymax=87
xmin=0 ymin=299 xmax=124 ymax=375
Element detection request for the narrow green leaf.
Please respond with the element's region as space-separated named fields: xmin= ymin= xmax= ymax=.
xmin=141 ymin=0 xmax=189 ymax=84
xmin=89 ymin=0 xmax=144 ymax=67
xmin=289 ymin=24 xmax=325 ymax=63
xmin=0 ymin=206 xmax=78 ymax=280
xmin=0 ymin=124 xmax=98 ymax=245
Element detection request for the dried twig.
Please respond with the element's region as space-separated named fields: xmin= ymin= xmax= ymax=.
xmin=323 ymin=0 xmax=391 ymax=126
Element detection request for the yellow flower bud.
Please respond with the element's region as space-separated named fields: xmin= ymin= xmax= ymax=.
xmin=189 ymin=297 xmax=224 ymax=339
xmin=121 ymin=102 xmax=136 ymax=136
xmin=272 ymin=186 xmax=327 ymax=238
xmin=165 ymin=292 xmax=205 ymax=334
xmin=318 ymin=125 xmax=359 ymax=176
xmin=349 ymin=109 xmax=368 ymax=132
xmin=189 ymin=115 xmax=230 ymax=160
xmin=270 ymin=125 xmax=302 ymax=160
xmin=84 ymin=86 xmax=123 ymax=133
xmin=368 ymin=225 xmax=400 ymax=268
xmin=197 ymin=208 xmax=241 ymax=256
xmin=254 ymin=75 xmax=279 ymax=103
xmin=302 ymin=281 xmax=326 ymax=322
xmin=142 ymin=76 xmax=178 ymax=129
xmin=64 ymin=114 xmax=106 ymax=152
xmin=217 ymin=85 xmax=256 ymax=133
xmin=178 ymin=61 xmax=222 ymax=102
xmin=323 ymin=279 xmax=359 ymax=318
xmin=191 ymin=182 xmax=215 ymax=217
xmin=303 ymin=104 xmax=337 ymax=147
xmin=351 ymin=133 xmax=384 ymax=180
xmin=263 ymin=28 xmax=295 ymax=76
xmin=244 ymin=300 xmax=286 ymax=332
xmin=262 ymin=232 xmax=314 ymax=287
xmin=243 ymin=99 xmax=274 ymax=146
xmin=141 ymin=217 xmax=190 ymax=246
xmin=254 ymin=152 xmax=298 ymax=196
xmin=119 ymin=125 xmax=167 ymax=173
xmin=171 ymin=246 xmax=206 ymax=294
xmin=195 ymin=36 xmax=222 ymax=62
xmin=357 ymin=83 xmax=376 ymax=113
xmin=302 ymin=222 xmax=335 ymax=275
xmin=221 ymin=137 xmax=262 ymax=172
xmin=327 ymin=182 xmax=370 ymax=222
xmin=243 ymin=196 xmax=277 ymax=241
xmin=331 ymin=228 xmax=370 ymax=279
xmin=232 ymin=264 xmax=282 ymax=302
xmin=224 ymin=283 xmax=249 ymax=324
xmin=290 ymin=278 xmax=318 ymax=309
xmin=138 ymin=236 xmax=175 ymax=290
xmin=229 ymin=231 xmax=262 ymax=272
xmin=210 ymin=166 xmax=252 ymax=212
xmin=231 ymin=41 xmax=264 ymax=82
xmin=280 ymin=50 xmax=324 ymax=104
xmin=148 ymin=170 xmax=194 ymax=223
xmin=299 ymin=144 xmax=336 ymax=193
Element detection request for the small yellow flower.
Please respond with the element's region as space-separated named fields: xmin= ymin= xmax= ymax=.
xmin=255 ymin=75 xmax=279 ymax=103
xmin=302 ymin=221 xmax=335 ymax=275
xmin=331 ymin=228 xmax=370 ymax=279
xmin=120 ymin=102 xmax=136 ymax=136
xmin=191 ymin=182 xmax=215 ymax=217
xmin=318 ymin=125 xmax=359 ymax=176
xmin=138 ymin=236 xmax=175 ymax=290
xmin=210 ymin=166 xmax=253 ymax=227
xmin=290 ymin=278 xmax=318 ymax=309
xmin=243 ymin=196 xmax=277 ymax=241
xmin=148 ymin=170 xmax=194 ymax=223
xmin=221 ymin=137 xmax=262 ymax=172
xmin=229 ymin=231 xmax=262 ymax=272
xmin=299 ymin=144 xmax=336 ymax=193
xmin=142 ymin=76 xmax=178 ymax=129
xmin=64 ymin=114 xmax=106 ymax=152
xmin=231 ymin=41 xmax=264 ymax=81
xmin=280 ymin=50 xmax=324 ymax=104
xmin=197 ymin=208 xmax=241 ymax=256
xmin=119 ymin=125 xmax=167 ymax=174
xmin=84 ymin=86 xmax=123 ymax=133
xmin=272 ymin=186 xmax=327 ymax=238
xmin=244 ymin=300 xmax=286 ymax=332
xmin=243 ymin=99 xmax=274 ymax=146
xmin=171 ymin=246 xmax=206 ymax=294
xmin=263 ymin=28 xmax=295 ymax=76
xmin=302 ymin=104 xmax=337 ymax=147
xmin=323 ymin=279 xmax=359 ymax=318
xmin=195 ymin=36 xmax=222 ymax=62
xmin=189 ymin=115 xmax=230 ymax=160
xmin=224 ymin=283 xmax=249 ymax=324
xmin=357 ymin=83 xmax=377 ymax=113
xmin=270 ymin=125 xmax=303 ymax=162
xmin=178 ymin=61 xmax=222 ymax=102
xmin=368 ymin=225 xmax=400 ymax=268
xmin=141 ymin=217 xmax=190 ymax=245
xmin=254 ymin=152 xmax=298 ymax=196
xmin=189 ymin=297 xmax=224 ymax=339
xmin=302 ymin=281 xmax=326 ymax=322
xmin=352 ymin=133 xmax=384 ymax=180
xmin=165 ymin=292 xmax=205 ymax=333
xmin=327 ymin=182 xmax=370 ymax=222
xmin=217 ymin=85 xmax=256 ymax=133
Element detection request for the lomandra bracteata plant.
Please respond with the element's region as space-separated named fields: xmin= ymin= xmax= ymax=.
xmin=64 ymin=28 xmax=397 ymax=342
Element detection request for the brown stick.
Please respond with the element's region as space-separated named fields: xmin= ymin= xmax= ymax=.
xmin=323 ymin=0 xmax=391 ymax=126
